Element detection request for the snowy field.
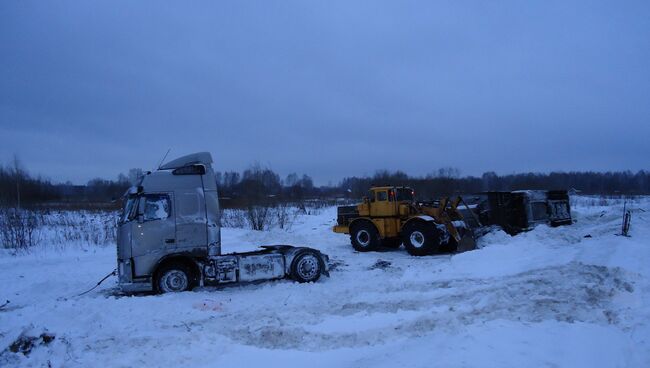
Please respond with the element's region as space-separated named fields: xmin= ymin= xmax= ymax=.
xmin=1 ymin=197 xmax=650 ymax=367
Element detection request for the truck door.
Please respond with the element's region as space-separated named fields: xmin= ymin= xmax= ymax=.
xmin=174 ymin=190 xmax=208 ymax=250
xmin=132 ymin=193 xmax=176 ymax=277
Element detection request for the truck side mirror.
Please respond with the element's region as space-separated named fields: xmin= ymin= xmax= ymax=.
xmin=137 ymin=196 xmax=145 ymax=223
xmin=362 ymin=196 xmax=369 ymax=204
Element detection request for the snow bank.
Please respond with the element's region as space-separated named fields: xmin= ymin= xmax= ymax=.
xmin=1 ymin=196 xmax=649 ymax=367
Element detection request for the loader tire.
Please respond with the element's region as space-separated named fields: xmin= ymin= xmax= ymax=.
xmin=350 ymin=222 xmax=380 ymax=252
xmin=290 ymin=250 xmax=322 ymax=283
xmin=402 ymin=221 xmax=442 ymax=256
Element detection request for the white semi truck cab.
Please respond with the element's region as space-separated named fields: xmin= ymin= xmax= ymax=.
xmin=116 ymin=152 xmax=329 ymax=293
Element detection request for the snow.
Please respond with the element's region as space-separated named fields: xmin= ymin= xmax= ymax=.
xmin=1 ymin=197 xmax=650 ymax=367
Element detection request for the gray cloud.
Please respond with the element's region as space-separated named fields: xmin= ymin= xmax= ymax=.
xmin=1 ymin=0 xmax=649 ymax=184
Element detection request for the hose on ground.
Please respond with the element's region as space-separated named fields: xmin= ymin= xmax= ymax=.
xmin=77 ymin=269 xmax=117 ymax=297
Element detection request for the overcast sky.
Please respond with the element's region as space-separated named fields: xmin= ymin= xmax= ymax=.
xmin=1 ymin=1 xmax=649 ymax=185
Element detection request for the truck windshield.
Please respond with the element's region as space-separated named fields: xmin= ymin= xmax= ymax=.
xmin=120 ymin=196 xmax=138 ymax=223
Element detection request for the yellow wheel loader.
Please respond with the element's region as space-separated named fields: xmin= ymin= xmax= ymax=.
xmin=333 ymin=186 xmax=478 ymax=256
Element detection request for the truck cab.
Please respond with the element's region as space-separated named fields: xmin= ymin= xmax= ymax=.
xmin=117 ymin=152 xmax=329 ymax=293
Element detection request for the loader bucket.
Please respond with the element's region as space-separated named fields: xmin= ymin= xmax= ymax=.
xmin=456 ymin=233 xmax=477 ymax=253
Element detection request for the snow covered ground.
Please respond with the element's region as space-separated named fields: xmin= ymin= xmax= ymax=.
xmin=1 ymin=197 xmax=650 ymax=367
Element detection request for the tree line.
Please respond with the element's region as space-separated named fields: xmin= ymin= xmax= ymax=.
xmin=0 ymin=160 xmax=144 ymax=208
xmin=339 ymin=169 xmax=650 ymax=199
xmin=1 ymin=158 xmax=650 ymax=208
xmin=216 ymin=163 xmax=317 ymax=206
xmin=0 ymin=160 xmax=321 ymax=208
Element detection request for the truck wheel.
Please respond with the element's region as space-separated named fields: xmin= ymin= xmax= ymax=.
xmin=382 ymin=238 xmax=402 ymax=249
xmin=350 ymin=222 xmax=380 ymax=252
xmin=402 ymin=222 xmax=442 ymax=256
xmin=290 ymin=251 xmax=322 ymax=283
xmin=156 ymin=263 xmax=194 ymax=293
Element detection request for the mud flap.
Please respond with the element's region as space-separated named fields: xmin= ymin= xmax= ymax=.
xmin=456 ymin=233 xmax=477 ymax=253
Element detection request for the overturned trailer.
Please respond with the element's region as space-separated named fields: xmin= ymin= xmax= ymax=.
xmin=471 ymin=190 xmax=572 ymax=235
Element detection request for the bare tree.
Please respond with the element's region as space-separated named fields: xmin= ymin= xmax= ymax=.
xmin=245 ymin=205 xmax=272 ymax=231
xmin=0 ymin=208 xmax=40 ymax=251
xmin=274 ymin=202 xmax=297 ymax=230
xmin=219 ymin=209 xmax=247 ymax=228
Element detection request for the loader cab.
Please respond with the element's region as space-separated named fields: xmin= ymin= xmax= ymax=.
xmin=367 ymin=186 xmax=414 ymax=217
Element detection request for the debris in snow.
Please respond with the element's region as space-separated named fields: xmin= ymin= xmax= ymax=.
xmin=327 ymin=259 xmax=347 ymax=271
xmin=6 ymin=332 xmax=55 ymax=356
xmin=368 ymin=259 xmax=392 ymax=270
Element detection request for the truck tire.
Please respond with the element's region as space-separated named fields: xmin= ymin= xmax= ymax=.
xmin=155 ymin=263 xmax=194 ymax=293
xmin=290 ymin=251 xmax=322 ymax=283
xmin=350 ymin=222 xmax=380 ymax=252
xmin=402 ymin=221 xmax=442 ymax=256
xmin=382 ymin=238 xmax=402 ymax=249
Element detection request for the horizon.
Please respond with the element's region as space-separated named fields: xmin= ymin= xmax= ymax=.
xmin=5 ymin=153 xmax=649 ymax=188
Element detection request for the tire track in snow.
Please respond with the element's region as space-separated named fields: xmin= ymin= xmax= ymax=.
xmin=220 ymin=262 xmax=636 ymax=351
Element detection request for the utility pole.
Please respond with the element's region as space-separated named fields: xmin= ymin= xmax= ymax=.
xmin=13 ymin=155 xmax=21 ymax=211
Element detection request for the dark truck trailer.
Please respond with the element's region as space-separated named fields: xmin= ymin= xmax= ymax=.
xmin=473 ymin=190 xmax=572 ymax=235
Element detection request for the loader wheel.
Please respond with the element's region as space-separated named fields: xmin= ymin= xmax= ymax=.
xmin=402 ymin=222 xmax=443 ymax=256
xmin=290 ymin=251 xmax=322 ymax=283
xmin=155 ymin=263 xmax=194 ymax=293
xmin=382 ymin=238 xmax=402 ymax=249
xmin=350 ymin=222 xmax=380 ymax=252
